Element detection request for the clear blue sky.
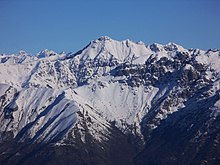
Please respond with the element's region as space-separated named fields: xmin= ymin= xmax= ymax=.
xmin=0 ymin=0 xmax=220 ymax=54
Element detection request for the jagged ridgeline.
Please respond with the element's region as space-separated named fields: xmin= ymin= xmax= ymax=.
xmin=0 ymin=36 xmax=220 ymax=165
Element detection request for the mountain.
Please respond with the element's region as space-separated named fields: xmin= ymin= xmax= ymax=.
xmin=0 ymin=36 xmax=220 ymax=165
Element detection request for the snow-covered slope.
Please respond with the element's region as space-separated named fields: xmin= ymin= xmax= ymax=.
xmin=0 ymin=36 xmax=220 ymax=164
xmin=0 ymin=84 xmax=78 ymax=143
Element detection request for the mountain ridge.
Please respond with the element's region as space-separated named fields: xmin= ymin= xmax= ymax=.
xmin=0 ymin=36 xmax=220 ymax=165
xmin=0 ymin=36 xmax=194 ymax=58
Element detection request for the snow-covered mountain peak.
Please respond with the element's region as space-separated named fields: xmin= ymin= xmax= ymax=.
xmin=149 ymin=43 xmax=164 ymax=52
xmin=164 ymin=42 xmax=185 ymax=52
xmin=73 ymin=37 xmax=152 ymax=63
xmin=0 ymin=50 xmax=34 ymax=64
xmin=97 ymin=35 xmax=112 ymax=41
xmin=148 ymin=42 xmax=186 ymax=53
xmin=136 ymin=40 xmax=145 ymax=45
xmin=18 ymin=50 xmax=29 ymax=56
xmin=37 ymin=49 xmax=58 ymax=58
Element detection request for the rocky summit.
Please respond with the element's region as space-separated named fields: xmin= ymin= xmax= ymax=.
xmin=0 ymin=36 xmax=220 ymax=165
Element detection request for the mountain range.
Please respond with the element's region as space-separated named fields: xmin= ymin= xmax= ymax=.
xmin=0 ymin=36 xmax=220 ymax=165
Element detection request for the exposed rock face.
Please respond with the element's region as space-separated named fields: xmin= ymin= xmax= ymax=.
xmin=0 ymin=36 xmax=220 ymax=164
